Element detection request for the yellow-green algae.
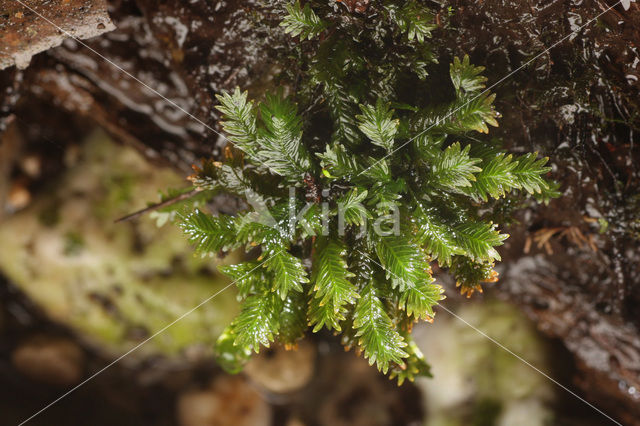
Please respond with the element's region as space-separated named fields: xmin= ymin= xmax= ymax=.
xmin=0 ymin=131 xmax=239 ymax=357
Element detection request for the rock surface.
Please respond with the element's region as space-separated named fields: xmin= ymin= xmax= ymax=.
xmin=12 ymin=335 xmax=85 ymax=386
xmin=177 ymin=376 xmax=271 ymax=426
xmin=0 ymin=0 xmax=115 ymax=70
xmin=244 ymin=341 xmax=316 ymax=394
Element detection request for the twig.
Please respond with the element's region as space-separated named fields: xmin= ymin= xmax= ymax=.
xmin=114 ymin=188 xmax=200 ymax=223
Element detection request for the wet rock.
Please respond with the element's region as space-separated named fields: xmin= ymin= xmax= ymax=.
xmin=414 ymin=299 xmax=555 ymax=426
xmin=11 ymin=335 xmax=85 ymax=386
xmin=502 ymin=257 xmax=640 ymax=424
xmin=244 ymin=341 xmax=316 ymax=394
xmin=444 ymin=1 xmax=640 ymax=420
xmin=6 ymin=1 xmax=287 ymax=173
xmin=0 ymin=0 xmax=115 ymax=70
xmin=176 ymin=375 xmax=271 ymax=426
xmin=292 ymin=347 xmax=424 ymax=426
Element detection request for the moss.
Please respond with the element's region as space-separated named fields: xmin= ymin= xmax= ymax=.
xmin=0 ymin=131 xmax=239 ymax=356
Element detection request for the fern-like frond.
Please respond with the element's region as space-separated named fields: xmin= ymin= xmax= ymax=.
xmin=396 ymin=1 xmax=437 ymax=43
xmin=191 ymin=161 xmax=257 ymax=196
xmin=218 ymin=261 xmax=264 ymax=298
xmin=308 ymin=295 xmax=347 ymax=332
xmin=336 ymin=188 xmax=372 ymax=226
xmin=413 ymin=205 xmax=464 ymax=265
xmin=277 ymin=291 xmax=308 ymax=347
xmin=468 ymin=152 xmax=552 ymax=200
xmin=362 ymin=157 xmax=392 ymax=182
xmin=534 ymin=180 xmax=562 ymax=204
xmin=309 ymin=238 xmax=359 ymax=332
xmin=399 ymin=278 xmax=443 ymax=321
xmin=231 ymin=291 xmax=282 ymax=352
xmin=367 ymin=178 xmax=406 ymax=211
xmin=295 ymin=202 xmax=324 ymax=237
xmin=280 ymin=1 xmax=326 ymax=40
xmin=317 ymin=143 xmax=363 ymax=178
xmin=215 ymin=88 xmax=258 ymax=155
xmin=455 ymin=93 xmax=499 ymax=134
xmin=468 ymin=152 xmax=518 ymax=201
xmin=450 ymin=55 xmax=488 ymax=95
xmin=322 ymin=74 xmax=363 ymax=147
xmin=417 ymin=93 xmax=498 ymax=135
xmin=389 ymin=332 xmax=431 ymax=384
xmin=264 ymin=248 xmax=309 ymax=299
xmin=179 ymin=210 xmax=237 ymax=255
xmin=413 ymin=133 xmax=446 ymax=161
xmin=431 ymin=142 xmax=482 ymax=189
xmin=257 ymin=93 xmax=312 ymax=179
xmin=375 ymin=235 xmax=432 ymax=291
xmin=511 ymin=153 xmax=552 ymax=195
xmin=454 ymin=222 xmax=508 ymax=261
xmin=353 ymin=283 xmax=408 ymax=373
xmin=307 ymin=36 xmax=362 ymax=147
xmin=357 ymin=100 xmax=399 ymax=152
xmin=234 ymin=212 xmax=281 ymax=247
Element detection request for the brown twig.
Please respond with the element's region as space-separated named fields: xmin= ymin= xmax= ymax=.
xmin=114 ymin=188 xmax=200 ymax=223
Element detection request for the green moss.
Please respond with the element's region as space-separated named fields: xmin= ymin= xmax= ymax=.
xmin=63 ymin=231 xmax=85 ymax=256
xmin=0 ymin=131 xmax=239 ymax=357
xmin=171 ymin=1 xmax=558 ymax=381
